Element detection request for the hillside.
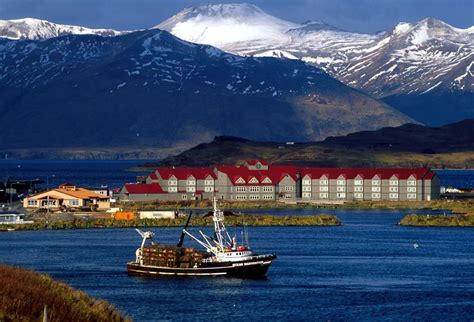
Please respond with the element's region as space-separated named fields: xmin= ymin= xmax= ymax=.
xmin=158 ymin=4 xmax=474 ymax=125
xmin=0 ymin=29 xmax=412 ymax=150
xmin=0 ymin=264 xmax=127 ymax=321
xmin=150 ymin=119 xmax=474 ymax=169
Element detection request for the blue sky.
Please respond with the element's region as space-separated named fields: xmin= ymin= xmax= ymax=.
xmin=0 ymin=0 xmax=473 ymax=33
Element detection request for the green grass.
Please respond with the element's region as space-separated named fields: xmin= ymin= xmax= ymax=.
xmin=9 ymin=214 xmax=341 ymax=231
xmin=399 ymin=214 xmax=474 ymax=227
xmin=0 ymin=264 xmax=129 ymax=322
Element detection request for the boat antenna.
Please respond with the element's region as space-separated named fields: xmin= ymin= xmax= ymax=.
xmin=177 ymin=211 xmax=193 ymax=247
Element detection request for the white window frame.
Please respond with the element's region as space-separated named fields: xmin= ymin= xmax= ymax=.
xmin=284 ymin=186 xmax=294 ymax=192
xmin=372 ymin=179 xmax=381 ymax=186
xmin=168 ymin=186 xmax=177 ymax=193
xmin=354 ymin=186 xmax=363 ymax=192
xmin=262 ymin=194 xmax=274 ymax=200
xmin=27 ymin=200 xmax=38 ymax=206
xmin=389 ymin=193 xmax=399 ymax=199
xmin=249 ymin=195 xmax=260 ymax=200
xmin=354 ymin=193 xmax=364 ymax=199
xmin=168 ymin=179 xmax=177 ymax=186
xmin=204 ymin=186 xmax=214 ymax=192
xmin=302 ymin=186 xmax=311 ymax=192
xmin=69 ymin=199 xmax=79 ymax=206
xmin=204 ymin=179 xmax=214 ymax=186
xmin=319 ymin=192 xmax=328 ymax=199
xmin=390 ymin=180 xmax=399 ymax=186
xmin=354 ymin=179 xmax=363 ymax=186
xmin=319 ymin=179 xmax=328 ymax=185
xmin=262 ymin=186 xmax=273 ymax=192
xmin=371 ymin=192 xmax=381 ymax=199
xmin=336 ymin=192 xmax=346 ymax=199
xmin=389 ymin=187 xmax=399 ymax=192
xmin=337 ymin=179 xmax=345 ymax=185
xmin=249 ymin=186 xmax=260 ymax=193
xmin=186 ymin=186 xmax=196 ymax=193
xmin=320 ymin=186 xmax=329 ymax=192
xmin=337 ymin=186 xmax=345 ymax=192
xmin=303 ymin=179 xmax=311 ymax=185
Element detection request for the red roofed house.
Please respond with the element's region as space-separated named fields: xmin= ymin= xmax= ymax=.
xmin=119 ymin=183 xmax=166 ymax=201
xmin=117 ymin=160 xmax=440 ymax=202
xmin=214 ymin=163 xmax=300 ymax=201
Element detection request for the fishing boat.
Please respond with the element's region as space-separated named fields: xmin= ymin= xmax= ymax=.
xmin=127 ymin=198 xmax=276 ymax=277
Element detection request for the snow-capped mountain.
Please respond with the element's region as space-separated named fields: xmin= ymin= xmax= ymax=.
xmin=158 ymin=4 xmax=473 ymax=96
xmin=158 ymin=4 xmax=474 ymax=125
xmin=0 ymin=18 xmax=123 ymax=40
xmin=0 ymin=29 xmax=412 ymax=149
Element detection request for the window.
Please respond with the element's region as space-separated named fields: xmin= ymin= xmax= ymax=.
xmin=303 ymin=179 xmax=311 ymax=185
xmin=249 ymin=195 xmax=260 ymax=200
xmin=390 ymin=180 xmax=398 ymax=186
xmin=69 ymin=199 xmax=79 ymax=206
xmin=236 ymin=177 xmax=245 ymax=184
xmin=234 ymin=186 xmax=246 ymax=192
xmin=27 ymin=200 xmax=37 ymax=206
xmin=337 ymin=179 xmax=345 ymax=185
xmin=354 ymin=186 xmax=363 ymax=192
xmin=168 ymin=187 xmax=177 ymax=193
xmin=181 ymin=194 xmax=187 ymax=200
xmin=320 ymin=179 xmax=328 ymax=185
xmin=262 ymin=177 xmax=272 ymax=184
xmin=285 ymin=194 xmax=292 ymax=199
xmin=320 ymin=186 xmax=329 ymax=192
xmin=249 ymin=186 xmax=260 ymax=192
xmin=389 ymin=193 xmax=398 ymax=199
xmin=337 ymin=186 xmax=345 ymax=192
xmin=249 ymin=177 xmax=259 ymax=184
xmin=407 ymin=187 xmax=417 ymax=192
xmin=372 ymin=180 xmax=381 ymax=186
xmin=354 ymin=193 xmax=363 ymax=199
xmin=336 ymin=192 xmax=346 ymax=199
xmin=235 ymin=195 xmax=246 ymax=200
xmin=371 ymin=193 xmax=381 ymax=199
xmin=302 ymin=186 xmax=311 ymax=192
xmin=285 ymin=186 xmax=294 ymax=192
xmin=186 ymin=186 xmax=195 ymax=193
xmin=204 ymin=186 xmax=214 ymax=192
xmin=187 ymin=180 xmax=195 ymax=186
xmin=319 ymin=192 xmax=328 ymax=199
xmin=168 ymin=179 xmax=177 ymax=186
xmin=262 ymin=186 xmax=273 ymax=192
xmin=354 ymin=179 xmax=363 ymax=186
xmin=205 ymin=180 xmax=214 ymax=186
xmin=302 ymin=192 xmax=311 ymax=198
xmin=372 ymin=186 xmax=381 ymax=192
xmin=407 ymin=193 xmax=417 ymax=199
xmin=262 ymin=195 xmax=274 ymax=200
xmin=389 ymin=187 xmax=398 ymax=192
xmin=407 ymin=179 xmax=417 ymax=186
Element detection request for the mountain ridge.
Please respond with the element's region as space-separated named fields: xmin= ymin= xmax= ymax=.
xmin=0 ymin=29 xmax=413 ymax=150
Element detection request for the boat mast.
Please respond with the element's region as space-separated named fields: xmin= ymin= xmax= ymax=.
xmin=212 ymin=197 xmax=230 ymax=250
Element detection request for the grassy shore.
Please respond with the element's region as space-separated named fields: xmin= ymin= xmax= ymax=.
xmin=0 ymin=264 xmax=128 ymax=322
xmin=399 ymin=214 xmax=474 ymax=227
xmin=7 ymin=214 xmax=341 ymax=231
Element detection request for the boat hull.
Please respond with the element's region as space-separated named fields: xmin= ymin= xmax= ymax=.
xmin=127 ymin=255 xmax=276 ymax=277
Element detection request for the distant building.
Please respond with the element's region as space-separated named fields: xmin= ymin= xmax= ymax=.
xmin=0 ymin=211 xmax=33 ymax=225
xmin=118 ymin=160 xmax=440 ymax=202
xmin=23 ymin=184 xmax=110 ymax=211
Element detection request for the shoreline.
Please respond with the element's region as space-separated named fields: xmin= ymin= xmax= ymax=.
xmin=4 ymin=214 xmax=342 ymax=231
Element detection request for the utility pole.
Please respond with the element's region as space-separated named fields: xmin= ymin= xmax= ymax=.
xmin=46 ymin=175 xmax=55 ymax=213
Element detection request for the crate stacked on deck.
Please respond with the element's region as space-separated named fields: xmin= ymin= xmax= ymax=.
xmin=141 ymin=245 xmax=204 ymax=268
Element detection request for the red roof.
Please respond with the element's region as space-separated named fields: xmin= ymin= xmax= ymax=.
xmin=148 ymin=173 xmax=158 ymax=180
xmin=123 ymin=183 xmax=164 ymax=194
xmin=216 ymin=165 xmax=298 ymax=185
xmin=246 ymin=160 xmax=269 ymax=166
xmin=299 ymin=168 xmax=435 ymax=180
xmin=155 ymin=168 xmax=217 ymax=180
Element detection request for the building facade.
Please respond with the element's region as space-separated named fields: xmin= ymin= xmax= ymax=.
xmin=23 ymin=184 xmax=110 ymax=210
xmin=118 ymin=160 xmax=440 ymax=202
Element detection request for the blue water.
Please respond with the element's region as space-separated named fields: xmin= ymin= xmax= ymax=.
xmin=435 ymin=170 xmax=474 ymax=189
xmin=0 ymin=160 xmax=148 ymax=189
xmin=1 ymin=210 xmax=473 ymax=321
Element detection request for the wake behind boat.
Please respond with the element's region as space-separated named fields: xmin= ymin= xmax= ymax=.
xmin=127 ymin=198 xmax=276 ymax=277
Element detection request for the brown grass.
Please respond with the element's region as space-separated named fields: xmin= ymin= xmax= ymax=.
xmin=0 ymin=264 xmax=130 ymax=322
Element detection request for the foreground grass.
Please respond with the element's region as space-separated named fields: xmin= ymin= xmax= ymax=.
xmin=9 ymin=214 xmax=341 ymax=231
xmin=0 ymin=264 xmax=128 ymax=322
